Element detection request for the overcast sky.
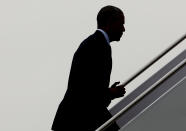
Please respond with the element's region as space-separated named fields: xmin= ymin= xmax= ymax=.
xmin=0 ymin=0 xmax=186 ymax=131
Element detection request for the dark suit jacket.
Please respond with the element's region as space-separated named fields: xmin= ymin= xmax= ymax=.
xmin=51 ymin=31 xmax=119 ymax=131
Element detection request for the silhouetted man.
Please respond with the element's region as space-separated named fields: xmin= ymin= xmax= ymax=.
xmin=52 ymin=5 xmax=126 ymax=131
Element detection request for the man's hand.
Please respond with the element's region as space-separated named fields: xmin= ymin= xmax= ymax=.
xmin=109 ymin=81 xmax=126 ymax=99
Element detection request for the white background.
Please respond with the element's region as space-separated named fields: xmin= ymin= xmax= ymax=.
xmin=0 ymin=0 xmax=185 ymax=130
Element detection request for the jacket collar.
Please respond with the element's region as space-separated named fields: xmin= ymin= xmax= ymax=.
xmin=96 ymin=29 xmax=110 ymax=45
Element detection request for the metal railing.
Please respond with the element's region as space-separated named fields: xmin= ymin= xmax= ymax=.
xmin=96 ymin=33 xmax=186 ymax=131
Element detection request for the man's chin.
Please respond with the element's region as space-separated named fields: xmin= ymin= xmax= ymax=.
xmin=116 ymin=37 xmax=122 ymax=41
xmin=116 ymin=35 xmax=123 ymax=41
xmin=112 ymin=35 xmax=123 ymax=42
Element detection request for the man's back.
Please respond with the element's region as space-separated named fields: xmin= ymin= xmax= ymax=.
xmin=51 ymin=31 xmax=118 ymax=131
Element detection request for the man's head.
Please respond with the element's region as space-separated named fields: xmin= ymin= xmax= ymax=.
xmin=97 ymin=5 xmax=125 ymax=42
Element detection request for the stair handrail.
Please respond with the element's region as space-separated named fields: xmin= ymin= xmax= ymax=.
xmin=120 ymin=33 xmax=186 ymax=87
xmin=96 ymin=33 xmax=186 ymax=131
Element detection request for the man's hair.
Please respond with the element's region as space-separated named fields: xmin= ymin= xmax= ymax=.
xmin=97 ymin=5 xmax=123 ymax=28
